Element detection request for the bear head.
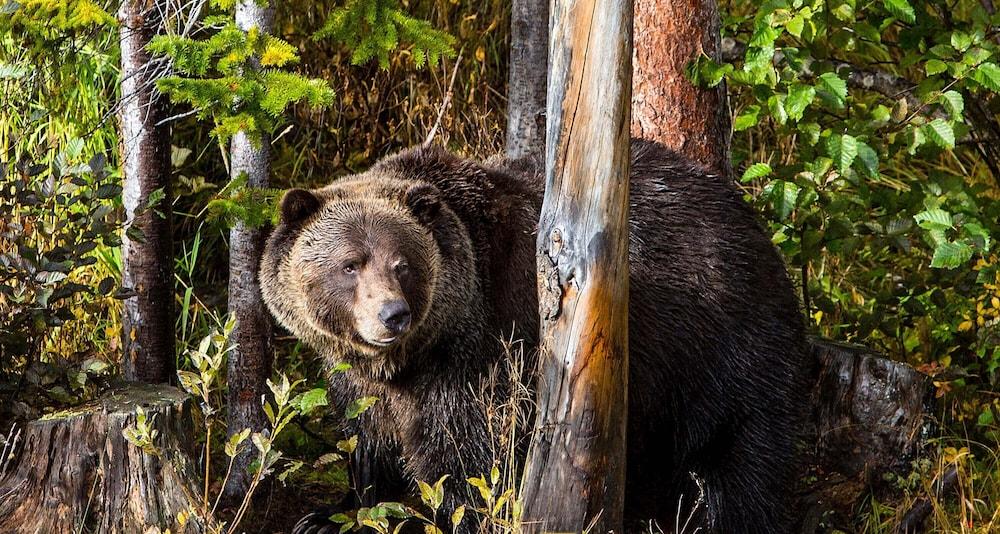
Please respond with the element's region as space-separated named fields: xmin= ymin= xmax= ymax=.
xmin=260 ymin=169 xmax=479 ymax=379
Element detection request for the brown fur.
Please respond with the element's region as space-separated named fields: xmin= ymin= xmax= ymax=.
xmin=262 ymin=140 xmax=810 ymax=534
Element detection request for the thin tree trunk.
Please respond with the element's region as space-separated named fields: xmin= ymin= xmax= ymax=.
xmin=118 ymin=0 xmax=174 ymax=384
xmin=631 ymin=0 xmax=731 ymax=176
xmin=505 ymin=0 xmax=548 ymax=160
xmin=519 ymin=0 xmax=632 ymax=531
xmin=223 ymin=0 xmax=275 ymax=502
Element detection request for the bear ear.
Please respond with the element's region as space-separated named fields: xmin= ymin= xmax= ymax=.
xmin=404 ymin=183 xmax=441 ymax=224
xmin=279 ymin=188 xmax=321 ymax=224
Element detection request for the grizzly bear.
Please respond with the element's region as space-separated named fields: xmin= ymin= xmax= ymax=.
xmin=260 ymin=139 xmax=810 ymax=534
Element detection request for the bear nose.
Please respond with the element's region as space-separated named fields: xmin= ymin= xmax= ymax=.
xmin=378 ymin=300 xmax=411 ymax=334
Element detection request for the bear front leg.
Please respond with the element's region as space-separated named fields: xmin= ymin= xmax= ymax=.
xmin=404 ymin=397 xmax=494 ymax=534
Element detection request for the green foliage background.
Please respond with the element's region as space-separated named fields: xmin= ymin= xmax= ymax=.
xmin=3 ymin=0 xmax=1000 ymax=531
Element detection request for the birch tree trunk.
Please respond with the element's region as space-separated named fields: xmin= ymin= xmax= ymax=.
xmin=118 ymin=0 xmax=174 ymax=384
xmin=223 ymin=0 xmax=275 ymax=501
xmin=519 ymin=0 xmax=633 ymax=531
xmin=505 ymin=0 xmax=548 ymax=160
xmin=631 ymin=0 xmax=731 ymax=176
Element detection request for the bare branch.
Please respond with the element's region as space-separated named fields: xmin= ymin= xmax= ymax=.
xmin=423 ymin=49 xmax=464 ymax=148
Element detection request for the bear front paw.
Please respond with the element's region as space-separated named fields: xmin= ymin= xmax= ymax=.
xmin=291 ymin=509 xmax=340 ymax=534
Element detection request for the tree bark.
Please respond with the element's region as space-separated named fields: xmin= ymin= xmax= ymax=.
xmin=223 ymin=0 xmax=275 ymax=502
xmin=505 ymin=0 xmax=549 ymax=161
xmin=631 ymin=0 xmax=731 ymax=176
xmin=519 ymin=0 xmax=632 ymax=531
xmin=118 ymin=0 xmax=174 ymax=384
xmin=0 ymin=385 xmax=216 ymax=533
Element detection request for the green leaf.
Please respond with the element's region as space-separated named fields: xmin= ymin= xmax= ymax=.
xmin=96 ymin=183 xmax=123 ymax=199
xmin=908 ymin=126 xmax=926 ymax=154
xmin=973 ymin=62 xmax=1000 ymax=91
xmin=962 ymin=222 xmax=992 ymax=251
xmin=883 ymin=0 xmax=916 ymax=24
xmin=329 ymin=361 xmax=352 ymax=374
xmin=741 ymin=163 xmax=772 ymax=183
xmin=733 ymin=105 xmax=760 ymax=131
xmin=767 ymin=95 xmax=787 ymax=125
xmin=785 ymin=83 xmax=815 ymax=121
xmin=225 ymin=428 xmax=251 ymax=457
xmin=855 ymin=142 xmax=879 ymax=178
xmin=913 ymin=208 xmax=953 ymax=230
xmin=950 ymin=31 xmax=972 ymax=52
xmin=977 ymin=408 xmax=995 ymax=427
xmin=827 ymin=134 xmax=858 ymax=173
xmin=294 ymin=388 xmax=329 ymax=415
xmin=765 ymin=180 xmax=800 ymax=221
xmin=939 ymin=90 xmax=964 ymax=120
xmin=924 ymin=119 xmax=955 ymax=149
xmin=925 ymin=59 xmax=948 ymax=76
xmin=930 ymin=241 xmax=974 ymax=268
xmin=817 ymin=72 xmax=847 ymax=108
xmin=345 ymin=396 xmax=379 ymax=419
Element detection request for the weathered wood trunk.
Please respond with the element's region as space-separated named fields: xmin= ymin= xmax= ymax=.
xmin=800 ymin=340 xmax=934 ymax=534
xmin=631 ymin=0 xmax=731 ymax=176
xmin=519 ymin=0 xmax=633 ymax=531
xmin=0 ymin=385 xmax=215 ymax=533
xmin=505 ymin=0 xmax=548 ymax=160
xmin=118 ymin=0 xmax=175 ymax=383
xmin=223 ymin=0 xmax=275 ymax=501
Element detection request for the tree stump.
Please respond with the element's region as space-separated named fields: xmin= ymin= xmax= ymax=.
xmin=0 ymin=384 xmax=215 ymax=534
xmin=799 ymin=339 xmax=935 ymax=533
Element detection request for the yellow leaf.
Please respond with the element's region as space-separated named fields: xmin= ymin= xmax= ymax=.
xmin=451 ymin=505 xmax=465 ymax=528
xmin=958 ymin=320 xmax=974 ymax=332
xmin=475 ymin=46 xmax=485 ymax=62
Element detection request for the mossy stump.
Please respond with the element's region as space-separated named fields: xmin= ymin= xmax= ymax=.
xmin=0 ymin=384 xmax=216 ymax=534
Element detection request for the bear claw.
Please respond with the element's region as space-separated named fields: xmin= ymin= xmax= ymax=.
xmin=291 ymin=509 xmax=340 ymax=534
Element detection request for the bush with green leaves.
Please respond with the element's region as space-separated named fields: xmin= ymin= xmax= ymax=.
xmin=705 ymin=0 xmax=1000 ymax=432
xmin=0 ymin=142 xmax=126 ymax=394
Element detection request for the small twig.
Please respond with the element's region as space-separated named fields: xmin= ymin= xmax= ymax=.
xmin=423 ymin=48 xmax=464 ymax=148
xmin=0 ymin=423 xmax=21 ymax=476
xmin=203 ymin=422 xmax=212 ymax=512
xmin=210 ymin=454 xmax=238 ymax=517
xmin=76 ymin=468 xmax=101 ymax=534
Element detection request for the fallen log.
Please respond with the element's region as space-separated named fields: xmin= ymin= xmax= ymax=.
xmin=799 ymin=339 xmax=935 ymax=534
xmin=0 ymin=384 xmax=216 ymax=534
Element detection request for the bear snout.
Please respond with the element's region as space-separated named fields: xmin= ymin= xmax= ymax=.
xmin=378 ymin=299 xmax=412 ymax=335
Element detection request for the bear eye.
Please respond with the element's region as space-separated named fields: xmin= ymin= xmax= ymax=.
xmin=342 ymin=262 xmax=359 ymax=275
xmin=394 ymin=261 xmax=410 ymax=276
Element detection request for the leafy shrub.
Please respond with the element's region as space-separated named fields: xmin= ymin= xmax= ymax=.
xmin=708 ymin=0 xmax=1000 ymax=431
xmin=0 ymin=142 xmax=125 ymax=404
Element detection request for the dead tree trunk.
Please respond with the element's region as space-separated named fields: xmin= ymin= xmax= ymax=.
xmin=0 ymin=385 xmax=216 ymax=533
xmin=118 ymin=0 xmax=174 ymax=384
xmin=632 ymin=0 xmax=731 ymax=176
xmin=799 ymin=340 xmax=934 ymax=534
xmin=505 ymin=0 xmax=548 ymax=160
xmin=223 ymin=0 xmax=275 ymax=501
xmin=519 ymin=0 xmax=633 ymax=531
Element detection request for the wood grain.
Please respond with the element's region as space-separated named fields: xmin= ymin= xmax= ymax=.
xmin=520 ymin=0 xmax=633 ymax=531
